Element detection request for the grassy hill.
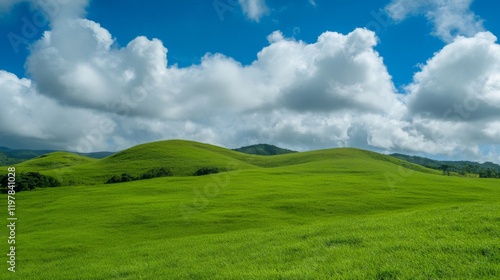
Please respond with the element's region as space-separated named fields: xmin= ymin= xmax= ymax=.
xmin=0 ymin=148 xmax=56 ymax=165
xmin=2 ymin=140 xmax=439 ymax=186
xmin=15 ymin=152 xmax=97 ymax=172
xmin=8 ymin=140 xmax=259 ymax=185
xmin=0 ymin=147 xmax=113 ymax=166
xmin=0 ymin=140 xmax=499 ymax=279
xmin=0 ymin=149 xmax=113 ymax=166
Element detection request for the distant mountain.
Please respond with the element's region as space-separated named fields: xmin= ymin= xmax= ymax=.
xmin=233 ymin=144 xmax=297 ymax=156
xmin=0 ymin=148 xmax=114 ymax=166
xmin=391 ymin=153 xmax=500 ymax=178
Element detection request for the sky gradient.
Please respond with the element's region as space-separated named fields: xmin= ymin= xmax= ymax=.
xmin=0 ymin=0 xmax=499 ymax=163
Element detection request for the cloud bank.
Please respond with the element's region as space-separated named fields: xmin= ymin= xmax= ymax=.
xmin=0 ymin=0 xmax=499 ymax=164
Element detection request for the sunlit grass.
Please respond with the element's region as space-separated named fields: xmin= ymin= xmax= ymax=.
xmin=0 ymin=140 xmax=498 ymax=279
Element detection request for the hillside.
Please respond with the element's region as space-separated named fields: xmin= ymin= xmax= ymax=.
xmin=0 ymin=148 xmax=56 ymax=165
xmin=0 ymin=147 xmax=114 ymax=165
xmin=1 ymin=140 xmax=498 ymax=279
xmin=391 ymin=153 xmax=500 ymax=178
xmin=2 ymin=140 xmax=442 ymax=187
xmin=15 ymin=152 xmax=97 ymax=172
xmin=233 ymin=144 xmax=297 ymax=156
xmin=35 ymin=140 xmax=260 ymax=185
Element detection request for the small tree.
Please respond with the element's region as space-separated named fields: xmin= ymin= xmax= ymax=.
xmin=441 ymin=165 xmax=451 ymax=176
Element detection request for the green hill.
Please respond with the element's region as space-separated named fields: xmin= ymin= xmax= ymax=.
xmin=0 ymin=147 xmax=113 ymax=166
xmin=233 ymin=144 xmax=297 ymax=156
xmin=0 ymin=148 xmax=56 ymax=165
xmin=15 ymin=152 xmax=97 ymax=172
xmin=0 ymin=140 xmax=498 ymax=279
xmin=3 ymin=140 xmax=440 ymax=186
xmin=36 ymin=140 xmax=260 ymax=185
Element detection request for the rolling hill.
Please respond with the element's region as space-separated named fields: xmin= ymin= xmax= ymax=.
xmin=15 ymin=152 xmax=97 ymax=171
xmin=0 ymin=140 xmax=498 ymax=279
xmin=3 ymin=140 xmax=440 ymax=186
xmin=0 ymin=146 xmax=114 ymax=166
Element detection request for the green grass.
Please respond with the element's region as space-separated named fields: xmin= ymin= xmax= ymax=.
xmin=2 ymin=140 xmax=259 ymax=185
xmin=0 ymin=140 xmax=499 ymax=279
xmin=3 ymin=140 xmax=440 ymax=185
xmin=10 ymin=152 xmax=97 ymax=172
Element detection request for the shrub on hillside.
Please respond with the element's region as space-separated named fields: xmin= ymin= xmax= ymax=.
xmin=194 ymin=167 xmax=221 ymax=176
xmin=106 ymin=173 xmax=137 ymax=184
xmin=1 ymin=172 xmax=60 ymax=193
xmin=106 ymin=168 xmax=174 ymax=184
xmin=140 ymin=167 xmax=173 ymax=179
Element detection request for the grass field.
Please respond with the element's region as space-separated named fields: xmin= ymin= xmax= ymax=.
xmin=1 ymin=140 xmax=499 ymax=279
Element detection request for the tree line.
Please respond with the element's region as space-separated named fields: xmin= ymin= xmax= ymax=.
xmin=440 ymin=164 xmax=500 ymax=178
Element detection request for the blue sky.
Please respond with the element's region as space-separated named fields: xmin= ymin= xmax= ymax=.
xmin=4 ymin=0 xmax=499 ymax=87
xmin=1 ymin=0 xmax=448 ymax=86
xmin=0 ymin=0 xmax=500 ymax=163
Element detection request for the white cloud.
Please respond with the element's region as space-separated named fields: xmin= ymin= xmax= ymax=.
xmin=1 ymin=19 xmax=412 ymax=153
xmin=0 ymin=1 xmax=499 ymax=163
xmin=309 ymin=0 xmax=317 ymax=7
xmin=406 ymin=32 xmax=500 ymax=121
xmin=483 ymin=122 xmax=500 ymax=140
xmin=26 ymin=20 xmax=403 ymax=119
xmin=238 ymin=0 xmax=269 ymax=22
xmin=268 ymin=29 xmax=404 ymax=116
xmin=386 ymin=0 xmax=484 ymax=42
xmin=267 ymin=30 xmax=284 ymax=43
xmin=0 ymin=70 xmax=115 ymax=150
xmin=399 ymin=31 xmax=500 ymax=162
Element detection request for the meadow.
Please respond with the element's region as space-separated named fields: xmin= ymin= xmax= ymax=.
xmin=0 ymin=140 xmax=499 ymax=279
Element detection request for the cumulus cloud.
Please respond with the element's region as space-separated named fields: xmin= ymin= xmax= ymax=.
xmin=399 ymin=32 xmax=500 ymax=161
xmin=406 ymin=32 xmax=500 ymax=121
xmin=26 ymin=18 xmax=403 ymax=119
xmin=1 ymin=0 xmax=500 ymax=164
xmin=266 ymin=29 xmax=403 ymax=115
xmin=386 ymin=0 xmax=484 ymax=42
xmin=239 ymin=0 xmax=269 ymax=22
xmin=1 ymin=16 xmax=414 ymax=154
xmin=0 ymin=70 xmax=115 ymax=150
